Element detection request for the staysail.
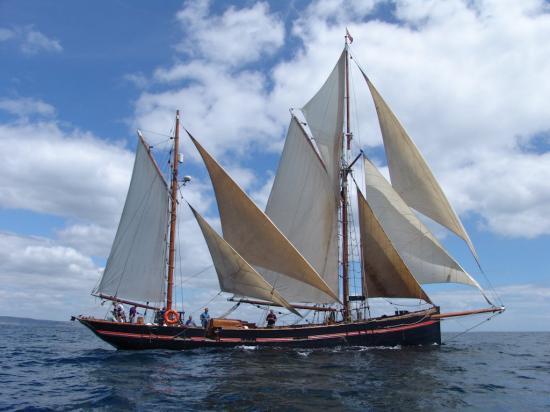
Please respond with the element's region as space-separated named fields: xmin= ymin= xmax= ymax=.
xmin=360 ymin=69 xmax=479 ymax=264
xmin=188 ymin=132 xmax=340 ymax=303
xmin=362 ymin=157 xmax=484 ymax=291
xmin=94 ymin=135 xmax=169 ymax=304
xmin=189 ymin=205 xmax=300 ymax=316
xmin=356 ymin=187 xmax=431 ymax=303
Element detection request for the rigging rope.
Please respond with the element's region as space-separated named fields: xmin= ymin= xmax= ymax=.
xmin=442 ymin=312 xmax=501 ymax=343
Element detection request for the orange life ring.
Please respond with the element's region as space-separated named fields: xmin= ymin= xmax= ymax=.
xmin=164 ymin=309 xmax=180 ymax=325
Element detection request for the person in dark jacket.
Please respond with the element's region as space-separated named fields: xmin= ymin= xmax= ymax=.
xmin=266 ymin=310 xmax=277 ymax=328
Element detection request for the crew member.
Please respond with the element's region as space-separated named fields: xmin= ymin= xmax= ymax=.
xmin=185 ymin=316 xmax=197 ymax=327
xmin=200 ymin=308 xmax=210 ymax=328
xmin=116 ymin=302 xmax=126 ymax=322
xmin=156 ymin=307 xmax=166 ymax=325
xmin=266 ymin=310 xmax=277 ymax=328
xmin=129 ymin=306 xmax=137 ymax=323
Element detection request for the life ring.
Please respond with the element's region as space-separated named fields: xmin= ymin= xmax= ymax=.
xmin=164 ymin=309 xmax=180 ymax=325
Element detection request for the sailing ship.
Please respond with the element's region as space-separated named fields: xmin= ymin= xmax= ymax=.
xmin=75 ymin=35 xmax=504 ymax=350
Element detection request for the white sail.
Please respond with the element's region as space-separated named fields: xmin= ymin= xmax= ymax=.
xmin=264 ymin=117 xmax=339 ymax=303
xmin=189 ymin=205 xmax=300 ymax=317
xmin=361 ymin=70 xmax=479 ymax=264
xmin=301 ymin=50 xmax=345 ymax=193
xmin=189 ymin=132 xmax=340 ymax=303
xmin=357 ymin=187 xmax=431 ymax=303
xmin=95 ymin=136 xmax=169 ymax=304
xmin=362 ymin=157 xmax=483 ymax=290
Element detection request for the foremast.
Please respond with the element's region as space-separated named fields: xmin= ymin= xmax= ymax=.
xmin=166 ymin=110 xmax=180 ymax=311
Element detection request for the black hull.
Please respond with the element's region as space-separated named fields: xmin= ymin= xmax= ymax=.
xmin=77 ymin=309 xmax=441 ymax=350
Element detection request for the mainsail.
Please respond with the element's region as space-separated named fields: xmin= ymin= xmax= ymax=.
xmin=362 ymin=157 xmax=484 ymax=291
xmin=188 ymin=132 xmax=340 ymax=303
xmin=95 ymin=135 xmax=169 ymax=304
xmin=189 ymin=205 xmax=300 ymax=316
xmin=360 ymin=69 xmax=479 ymax=264
xmin=264 ymin=52 xmax=345 ymax=303
xmin=357 ymin=187 xmax=431 ymax=303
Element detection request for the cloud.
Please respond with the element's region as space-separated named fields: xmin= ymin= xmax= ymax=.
xmin=137 ymin=62 xmax=282 ymax=158
xmin=0 ymin=28 xmax=14 ymax=42
xmin=0 ymin=25 xmax=62 ymax=55
xmin=175 ymin=1 xmax=284 ymax=67
xmin=0 ymin=97 xmax=56 ymax=118
xmin=56 ymin=224 xmax=115 ymax=258
xmin=0 ymin=119 xmax=133 ymax=226
xmin=0 ymin=232 xmax=103 ymax=320
xmin=275 ymin=0 xmax=550 ymax=239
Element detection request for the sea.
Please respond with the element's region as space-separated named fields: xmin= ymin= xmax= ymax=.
xmin=0 ymin=317 xmax=548 ymax=411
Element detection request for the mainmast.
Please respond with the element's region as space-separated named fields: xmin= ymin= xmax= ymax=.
xmin=341 ymin=34 xmax=352 ymax=322
xmin=166 ymin=110 xmax=180 ymax=311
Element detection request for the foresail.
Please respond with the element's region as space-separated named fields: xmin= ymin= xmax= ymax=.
xmin=360 ymin=69 xmax=479 ymax=264
xmin=264 ymin=117 xmax=339 ymax=303
xmin=189 ymin=205 xmax=300 ymax=317
xmin=357 ymin=187 xmax=431 ymax=303
xmin=95 ymin=135 xmax=169 ymax=304
xmin=301 ymin=50 xmax=345 ymax=193
xmin=362 ymin=157 xmax=484 ymax=291
xmin=188 ymin=132 xmax=340 ymax=303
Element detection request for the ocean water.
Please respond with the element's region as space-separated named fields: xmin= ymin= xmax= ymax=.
xmin=0 ymin=317 xmax=548 ymax=411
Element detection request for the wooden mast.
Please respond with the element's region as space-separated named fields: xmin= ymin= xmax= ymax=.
xmin=166 ymin=110 xmax=180 ymax=311
xmin=341 ymin=34 xmax=352 ymax=322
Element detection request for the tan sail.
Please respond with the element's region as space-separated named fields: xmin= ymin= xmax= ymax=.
xmin=264 ymin=117 xmax=339 ymax=303
xmin=362 ymin=157 xmax=484 ymax=291
xmin=357 ymin=187 xmax=431 ymax=303
xmin=360 ymin=69 xmax=479 ymax=264
xmin=189 ymin=205 xmax=301 ymax=317
xmin=188 ymin=132 xmax=340 ymax=303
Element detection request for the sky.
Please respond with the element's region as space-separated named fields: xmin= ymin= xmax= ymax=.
xmin=0 ymin=0 xmax=549 ymax=332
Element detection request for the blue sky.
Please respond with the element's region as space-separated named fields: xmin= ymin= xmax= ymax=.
xmin=1 ymin=0 xmax=549 ymax=331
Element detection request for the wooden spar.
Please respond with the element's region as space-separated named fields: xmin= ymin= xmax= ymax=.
xmin=341 ymin=36 xmax=352 ymax=322
xmin=230 ymin=298 xmax=337 ymax=312
xmin=166 ymin=110 xmax=180 ymax=311
xmin=93 ymin=293 xmax=160 ymax=311
xmin=431 ymin=306 xmax=505 ymax=320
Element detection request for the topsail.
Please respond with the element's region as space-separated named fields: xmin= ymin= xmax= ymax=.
xmin=264 ymin=52 xmax=345 ymax=303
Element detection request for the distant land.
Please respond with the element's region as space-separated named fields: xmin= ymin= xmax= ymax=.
xmin=0 ymin=315 xmax=66 ymax=325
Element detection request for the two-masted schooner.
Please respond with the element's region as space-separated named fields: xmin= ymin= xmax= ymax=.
xmin=76 ymin=34 xmax=504 ymax=350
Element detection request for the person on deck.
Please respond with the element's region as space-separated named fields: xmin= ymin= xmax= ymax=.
xmin=178 ymin=310 xmax=185 ymax=325
xmin=129 ymin=306 xmax=137 ymax=323
xmin=185 ymin=316 xmax=197 ymax=327
xmin=155 ymin=307 xmax=166 ymax=325
xmin=266 ymin=310 xmax=277 ymax=328
xmin=200 ymin=308 xmax=210 ymax=328
xmin=116 ymin=303 xmax=126 ymax=323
